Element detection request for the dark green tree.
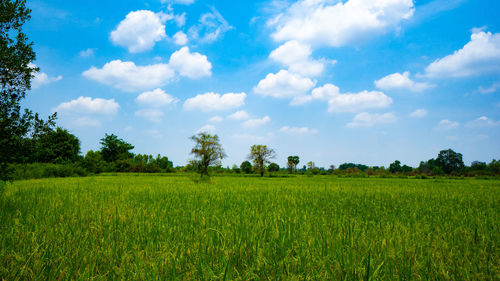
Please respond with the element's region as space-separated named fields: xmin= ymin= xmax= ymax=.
xmin=268 ymin=162 xmax=279 ymax=172
xmin=190 ymin=132 xmax=226 ymax=177
xmin=34 ymin=127 xmax=80 ymax=163
xmin=389 ymin=160 xmax=402 ymax=173
xmin=240 ymin=160 xmax=252 ymax=174
xmin=99 ymin=134 xmax=134 ymax=162
xmin=287 ymin=156 xmax=300 ymax=173
xmin=436 ymin=149 xmax=464 ymax=174
xmin=248 ymin=144 xmax=276 ymax=177
xmin=1 ymin=0 xmax=56 ymax=180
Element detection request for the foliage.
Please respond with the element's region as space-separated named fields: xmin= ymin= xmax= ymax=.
xmin=9 ymin=162 xmax=87 ymax=180
xmin=190 ymin=132 xmax=226 ymax=177
xmin=248 ymin=144 xmax=276 ymax=177
xmin=267 ymin=162 xmax=279 ymax=172
xmin=99 ymin=134 xmax=134 ymax=162
xmin=240 ymin=161 xmax=252 ymax=174
xmin=33 ymin=127 xmax=81 ymax=163
xmin=287 ymin=156 xmax=300 ymax=173
xmin=436 ymin=148 xmax=464 ymax=174
xmin=0 ymin=175 xmax=498 ymax=280
xmin=0 ymin=0 xmax=56 ymax=181
xmin=338 ymin=163 xmax=369 ymax=172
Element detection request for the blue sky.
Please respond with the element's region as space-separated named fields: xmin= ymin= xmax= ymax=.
xmin=23 ymin=0 xmax=500 ymax=168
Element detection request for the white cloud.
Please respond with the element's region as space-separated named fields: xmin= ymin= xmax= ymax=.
xmin=169 ymin=47 xmax=212 ymax=79
xmin=346 ymin=112 xmax=397 ymax=128
xmin=197 ymin=124 xmax=216 ymax=134
xmin=79 ymin=48 xmax=95 ymax=57
xmin=269 ymin=40 xmax=326 ymax=76
xmin=83 ymin=60 xmax=175 ymax=92
xmin=269 ymin=0 xmax=414 ymax=47
xmin=110 ymin=10 xmax=168 ymax=53
xmin=184 ymin=92 xmax=246 ymax=112
xmin=162 ymin=0 xmax=195 ymax=5
xmin=477 ymin=82 xmax=500 ymax=94
xmin=174 ymin=13 xmax=186 ymax=27
xmin=135 ymin=108 xmax=164 ymax=122
xmin=54 ymin=96 xmax=119 ymax=115
xmin=232 ymin=133 xmax=266 ymax=142
xmin=424 ymin=31 xmax=500 ymax=78
xmin=436 ymin=119 xmax=460 ymax=130
xmin=208 ymin=116 xmax=224 ymax=123
xmin=327 ymin=90 xmax=392 ymax=113
xmin=29 ymin=63 xmax=62 ymax=89
xmin=135 ymin=88 xmax=178 ymax=108
xmin=466 ymin=116 xmax=500 ymax=128
xmin=227 ymin=110 xmax=250 ymax=120
xmin=409 ymin=109 xmax=428 ymax=118
xmin=173 ymin=31 xmax=188 ymax=45
xmin=375 ymin=71 xmax=434 ymax=92
xmin=188 ymin=7 xmax=232 ymax=43
xmin=73 ymin=117 xmax=101 ymax=127
xmin=243 ymin=116 xmax=271 ymax=128
xmin=254 ymin=70 xmax=316 ymax=99
xmin=279 ymin=126 xmax=318 ymax=135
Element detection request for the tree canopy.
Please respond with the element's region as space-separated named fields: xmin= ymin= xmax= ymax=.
xmin=248 ymin=145 xmax=276 ymax=177
xmin=190 ymin=132 xmax=226 ymax=177
xmin=99 ymin=134 xmax=134 ymax=162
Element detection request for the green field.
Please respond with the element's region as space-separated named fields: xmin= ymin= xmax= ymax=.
xmin=1 ymin=175 xmax=499 ymax=280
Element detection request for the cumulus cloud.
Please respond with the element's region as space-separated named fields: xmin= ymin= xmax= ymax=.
xmin=208 ymin=116 xmax=224 ymax=123
xmin=409 ymin=109 xmax=428 ymax=118
xmin=424 ymin=31 xmax=500 ymax=78
xmin=375 ymin=71 xmax=434 ymax=92
xmin=135 ymin=108 xmax=164 ymax=122
xmin=173 ymin=31 xmax=188 ymax=45
xmin=227 ymin=110 xmax=250 ymax=120
xmin=54 ymin=96 xmax=119 ymax=115
xmin=169 ymin=47 xmax=212 ymax=79
xmin=279 ymin=126 xmax=318 ymax=135
xmin=346 ymin=112 xmax=397 ymax=128
xmin=188 ymin=7 xmax=232 ymax=43
xmin=184 ymin=92 xmax=246 ymax=112
xmin=466 ymin=116 xmax=500 ymax=128
xmin=79 ymin=48 xmax=95 ymax=57
xmin=135 ymin=88 xmax=178 ymax=107
xmin=197 ymin=124 xmax=216 ymax=134
xmin=243 ymin=116 xmax=271 ymax=128
xmin=269 ymin=0 xmax=414 ymax=47
xmin=29 ymin=63 xmax=62 ymax=89
xmin=110 ymin=10 xmax=168 ymax=53
xmin=83 ymin=60 xmax=174 ymax=92
xmin=254 ymin=70 xmax=316 ymax=99
xmin=436 ymin=119 xmax=460 ymax=130
xmin=269 ymin=40 xmax=327 ymax=76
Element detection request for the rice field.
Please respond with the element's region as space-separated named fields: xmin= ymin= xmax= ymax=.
xmin=0 ymin=175 xmax=499 ymax=280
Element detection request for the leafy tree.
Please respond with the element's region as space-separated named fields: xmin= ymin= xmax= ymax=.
xmin=0 ymin=0 xmax=56 ymax=180
xmin=34 ymin=127 xmax=80 ymax=163
xmin=83 ymin=150 xmax=106 ymax=174
xmin=190 ymin=132 xmax=226 ymax=177
xmin=389 ymin=160 xmax=402 ymax=173
xmin=99 ymin=134 xmax=134 ymax=162
xmin=287 ymin=156 xmax=300 ymax=173
xmin=240 ymin=160 xmax=252 ymax=174
xmin=268 ymin=163 xmax=279 ymax=172
xmin=307 ymin=161 xmax=315 ymax=170
xmin=248 ymin=145 xmax=276 ymax=177
xmin=470 ymin=161 xmax=487 ymax=171
xmin=436 ymin=149 xmax=464 ymax=174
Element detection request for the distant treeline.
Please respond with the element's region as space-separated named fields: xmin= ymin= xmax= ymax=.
xmin=4 ymin=129 xmax=500 ymax=180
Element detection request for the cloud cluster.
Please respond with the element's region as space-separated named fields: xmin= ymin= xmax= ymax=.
xmin=188 ymin=7 xmax=232 ymax=43
xmin=53 ymin=96 xmax=120 ymax=127
xmin=279 ymin=126 xmax=318 ymax=135
xmin=227 ymin=110 xmax=250 ymax=120
xmin=436 ymin=119 xmax=460 ymax=131
xmin=184 ymin=92 xmax=246 ymax=112
xmin=269 ymin=0 xmax=414 ymax=47
xmin=347 ymin=112 xmax=396 ymax=128
xmin=409 ymin=109 xmax=428 ymax=118
xmin=135 ymin=88 xmax=178 ymax=108
xmin=83 ymin=47 xmax=211 ymax=92
xmin=424 ymin=31 xmax=500 ymax=78
xmin=254 ymin=70 xmax=316 ymax=99
xmin=269 ymin=40 xmax=327 ymax=76
xmin=375 ymin=71 xmax=433 ymax=92
xmin=243 ymin=116 xmax=271 ymax=128
xmin=29 ymin=63 xmax=62 ymax=89
xmin=110 ymin=10 xmax=168 ymax=53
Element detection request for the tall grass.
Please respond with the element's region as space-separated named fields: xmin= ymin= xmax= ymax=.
xmin=1 ymin=175 xmax=499 ymax=280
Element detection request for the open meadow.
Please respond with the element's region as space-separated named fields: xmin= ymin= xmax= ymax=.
xmin=1 ymin=175 xmax=499 ymax=280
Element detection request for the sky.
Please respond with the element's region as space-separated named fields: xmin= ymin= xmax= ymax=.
xmin=23 ymin=0 xmax=500 ymax=168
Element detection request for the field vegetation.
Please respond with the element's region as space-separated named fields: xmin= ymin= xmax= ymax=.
xmin=1 ymin=175 xmax=499 ymax=280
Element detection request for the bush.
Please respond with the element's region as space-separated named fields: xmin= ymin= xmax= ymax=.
xmin=10 ymin=163 xmax=88 ymax=180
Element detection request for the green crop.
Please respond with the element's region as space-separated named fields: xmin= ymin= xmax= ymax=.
xmin=1 ymin=175 xmax=499 ymax=280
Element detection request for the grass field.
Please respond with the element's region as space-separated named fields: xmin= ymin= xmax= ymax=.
xmin=1 ymin=175 xmax=499 ymax=280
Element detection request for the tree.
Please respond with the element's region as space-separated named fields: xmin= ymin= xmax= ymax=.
xmin=240 ymin=161 xmax=252 ymax=174
xmin=190 ymin=132 xmax=226 ymax=177
xmin=268 ymin=163 xmax=279 ymax=172
xmin=34 ymin=127 xmax=80 ymax=163
xmin=436 ymin=149 xmax=464 ymax=174
xmin=287 ymin=156 xmax=300 ymax=173
xmin=99 ymin=134 xmax=134 ymax=162
xmin=0 ymin=0 xmax=56 ymax=180
xmin=389 ymin=160 xmax=402 ymax=173
xmin=248 ymin=145 xmax=276 ymax=177
xmin=307 ymin=161 xmax=315 ymax=170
